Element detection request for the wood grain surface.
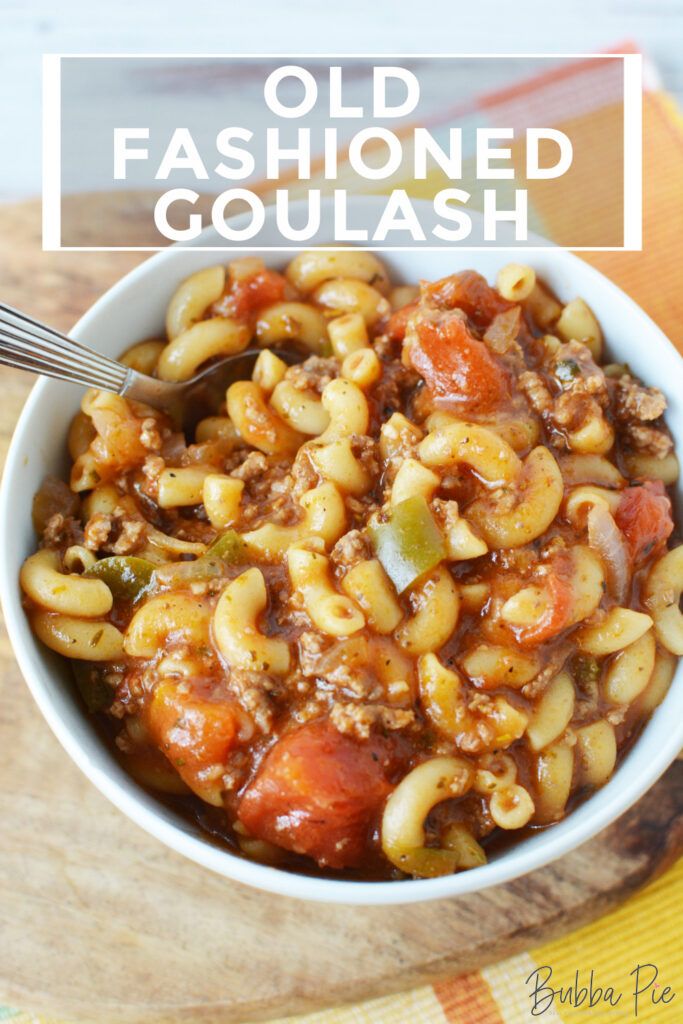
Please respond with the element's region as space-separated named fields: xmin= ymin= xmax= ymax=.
xmin=0 ymin=197 xmax=682 ymax=1024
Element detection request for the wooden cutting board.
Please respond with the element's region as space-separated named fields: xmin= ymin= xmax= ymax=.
xmin=0 ymin=196 xmax=682 ymax=1024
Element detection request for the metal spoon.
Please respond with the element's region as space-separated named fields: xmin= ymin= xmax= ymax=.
xmin=0 ymin=301 xmax=302 ymax=432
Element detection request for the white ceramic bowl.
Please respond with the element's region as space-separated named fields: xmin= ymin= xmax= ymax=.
xmin=2 ymin=197 xmax=682 ymax=905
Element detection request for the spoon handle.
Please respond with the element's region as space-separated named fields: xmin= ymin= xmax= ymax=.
xmin=0 ymin=301 xmax=130 ymax=393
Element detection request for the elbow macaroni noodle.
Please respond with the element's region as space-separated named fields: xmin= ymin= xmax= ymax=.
xmin=255 ymin=301 xmax=328 ymax=353
xmin=19 ymin=251 xmax=682 ymax=881
xmin=288 ymin=544 xmax=365 ymax=638
xmin=317 ymin=377 xmax=369 ymax=441
xmin=21 ymin=548 xmax=112 ymax=618
xmin=158 ymin=318 xmax=250 ymax=382
xmin=214 ymin=568 xmax=291 ymax=674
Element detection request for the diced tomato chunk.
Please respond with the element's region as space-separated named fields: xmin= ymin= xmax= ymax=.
xmin=424 ymin=270 xmax=513 ymax=330
xmin=220 ymin=268 xmax=287 ymax=322
xmin=615 ymin=479 xmax=674 ymax=564
xmin=384 ymin=270 xmax=512 ymax=343
xmin=385 ymin=301 xmax=418 ymax=342
xmin=145 ymin=681 xmax=242 ymax=803
xmin=408 ymin=312 xmax=512 ymax=414
xmin=83 ymin=394 xmax=155 ymax=481
xmin=238 ymin=720 xmax=394 ymax=868
xmin=508 ymin=551 xmax=574 ymax=648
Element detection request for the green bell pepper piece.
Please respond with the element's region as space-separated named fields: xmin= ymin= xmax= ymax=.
xmin=71 ymin=661 xmax=115 ymax=714
xmin=87 ymin=535 xmax=244 ymax=602
xmin=150 ymin=532 xmax=245 ymax=588
xmin=573 ymin=654 xmax=601 ymax=691
xmin=205 ymin=529 xmax=246 ymax=563
xmin=86 ymin=556 xmax=156 ymax=604
xmin=370 ymin=495 xmax=446 ymax=593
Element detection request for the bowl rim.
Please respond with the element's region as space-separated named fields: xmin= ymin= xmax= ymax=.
xmin=2 ymin=196 xmax=683 ymax=905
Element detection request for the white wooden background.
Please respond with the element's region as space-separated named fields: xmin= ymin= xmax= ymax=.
xmin=1 ymin=0 xmax=682 ymax=202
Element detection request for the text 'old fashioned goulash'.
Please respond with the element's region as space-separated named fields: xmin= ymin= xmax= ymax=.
xmin=20 ymin=249 xmax=681 ymax=879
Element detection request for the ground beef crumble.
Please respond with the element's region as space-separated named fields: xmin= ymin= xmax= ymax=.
xmin=330 ymin=529 xmax=370 ymax=573
xmin=230 ymin=450 xmax=269 ymax=482
xmin=139 ymin=417 xmax=163 ymax=451
xmin=296 ymin=631 xmax=382 ymax=699
xmin=552 ymin=390 xmax=601 ymax=433
xmin=297 ymin=630 xmax=327 ymax=673
xmin=329 ymin=701 xmax=415 ymax=740
xmin=83 ymin=509 xmax=147 ymax=555
xmin=230 ymin=451 xmax=296 ymax=526
xmin=551 ymin=341 xmax=609 ymax=406
xmin=290 ymin=447 xmax=319 ymax=497
xmin=454 ymin=719 xmax=498 ymax=755
xmin=372 ymin=333 xmax=397 ymax=360
xmin=350 ymin=433 xmax=380 ymax=478
xmin=522 ymin=644 xmax=572 ymax=699
xmin=42 ymin=512 xmax=84 ymax=549
xmin=142 ymin=454 xmax=165 ymax=484
xmin=613 ymin=374 xmax=667 ymax=422
xmin=228 ymin=668 xmax=278 ymax=733
xmin=520 ymin=340 xmax=611 ymax=444
xmin=284 ymin=356 xmax=338 ymax=394
xmin=609 ymin=373 xmax=672 ymax=457
xmin=519 ymin=370 xmax=552 ymax=416
xmin=623 ymin=422 xmax=674 ymax=458
xmin=372 ymin=358 xmax=419 ymax=418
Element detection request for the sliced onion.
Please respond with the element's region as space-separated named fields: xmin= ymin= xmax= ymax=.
xmin=483 ymin=307 xmax=522 ymax=354
xmin=587 ymin=503 xmax=630 ymax=604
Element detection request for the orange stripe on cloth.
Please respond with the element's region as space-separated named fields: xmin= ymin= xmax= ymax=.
xmin=513 ymin=101 xmax=625 ymax=247
xmin=529 ymin=857 xmax=683 ymax=1024
xmin=477 ymin=41 xmax=639 ymax=111
xmin=583 ymin=90 xmax=683 ymax=352
xmin=434 ymin=972 xmax=504 ymax=1024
